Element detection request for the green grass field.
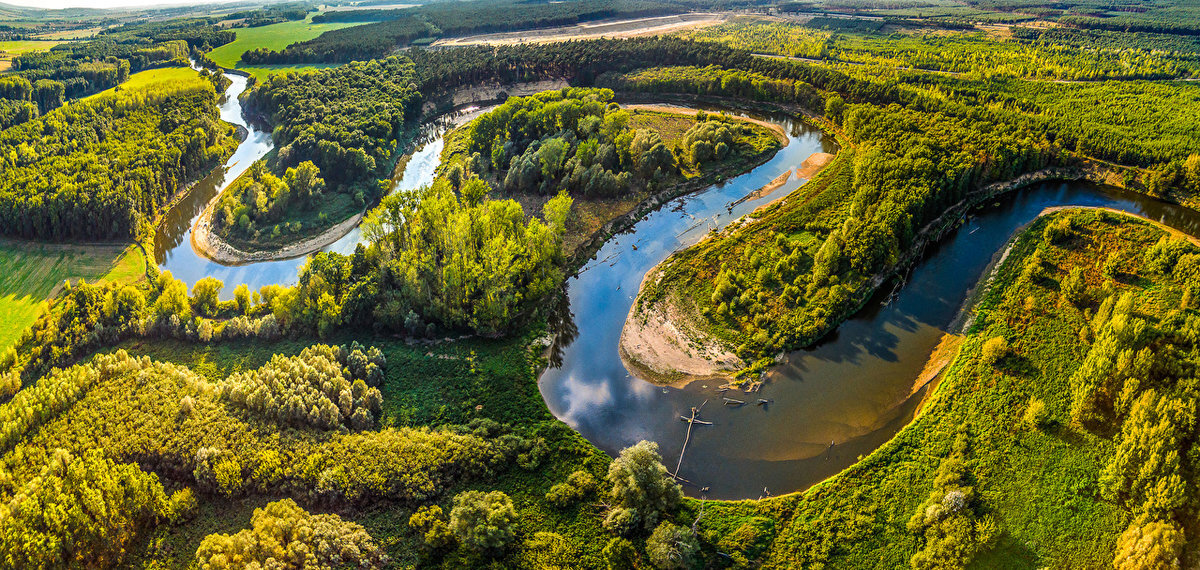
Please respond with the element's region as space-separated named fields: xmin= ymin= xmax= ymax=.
xmin=206 ymin=16 xmax=360 ymax=80
xmin=0 ymin=39 xmax=60 ymax=71
xmin=0 ymin=39 xmax=62 ymax=54
xmin=0 ymin=241 xmax=144 ymax=352
xmin=83 ymin=66 xmax=211 ymax=102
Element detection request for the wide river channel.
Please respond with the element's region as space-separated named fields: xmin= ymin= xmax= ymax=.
xmin=158 ymin=77 xmax=1200 ymax=500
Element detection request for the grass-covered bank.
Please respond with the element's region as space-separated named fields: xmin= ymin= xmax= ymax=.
xmin=693 ymin=208 xmax=1200 ymax=568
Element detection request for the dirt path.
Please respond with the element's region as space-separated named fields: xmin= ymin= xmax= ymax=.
xmin=431 ymin=13 xmax=727 ymax=47
xmin=191 ymin=206 xmax=363 ymax=264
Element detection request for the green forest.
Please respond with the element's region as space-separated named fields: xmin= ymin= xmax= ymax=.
xmin=0 ymin=67 xmax=237 ymax=240
xmin=6 ymin=0 xmax=1200 ymax=568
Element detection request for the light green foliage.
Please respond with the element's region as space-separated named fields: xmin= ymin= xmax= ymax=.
xmin=604 ymin=441 xmax=682 ymax=535
xmin=195 ymin=498 xmax=387 ymax=569
xmin=217 ymin=343 xmax=385 ymax=430
xmin=600 ymin=64 xmax=822 ymax=111
xmin=450 ymin=490 xmax=518 ymax=554
xmin=680 ymin=19 xmax=1199 ymax=81
xmin=409 ymin=505 xmax=455 ymax=549
xmin=0 ymin=68 xmax=237 ymax=240
xmin=0 ymin=448 xmax=178 ymax=569
xmin=361 ymin=180 xmax=571 ymax=334
xmin=980 ymin=336 xmax=1008 ymax=367
xmin=1061 ymin=266 xmax=1087 ymax=306
xmin=191 ymin=277 xmax=224 ymax=318
xmin=646 ymin=521 xmax=700 ymax=570
xmin=906 ymin=431 xmax=995 ymax=569
xmin=1021 ymin=398 xmax=1048 ymax=430
xmin=546 ymin=469 xmax=599 ymax=507
xmin=1112 ymin=518 xmax=1184 ymax=570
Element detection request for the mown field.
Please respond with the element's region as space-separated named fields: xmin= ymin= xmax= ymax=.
xmin=83 ymin=66 xmax=209 ymax=101
xmin=206 ymin=16 xmax=361 ymax=79
xmin=0 ymin=241 xmax=143 ymax=352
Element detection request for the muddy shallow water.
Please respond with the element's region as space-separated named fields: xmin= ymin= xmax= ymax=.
xmin=536 ymin=107 xmax=1200 ymax=500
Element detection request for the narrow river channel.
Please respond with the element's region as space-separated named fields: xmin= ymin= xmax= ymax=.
xmin=536 ymin=106 xmax=1200 ymax=500
xmin=154 ymin=71 xmax=484 ymax=297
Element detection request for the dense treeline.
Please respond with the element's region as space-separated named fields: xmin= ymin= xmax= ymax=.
xmin=443 ymin=87 xmax=778 ymax=201
xmin=218 ymin=343 xmax=385 ymax=430
xmin=0 ymin=448 xmax=191 ymax=569
xmin=0 ymin=71 xmax=237 ymax=240
xmin=636 ymin=94 xmax=1055 ymax=366
xmin=0 ymin=349 xmax=514 ymax=504
xmin=598 ymin=64 xmax=823 ymax=111
xmin=225 ymin=4 xmax=311 ymax=28
xmin=196 ymin=499 xmax=388 ymax=569
xmin=680 ymin=19 xmax=1199 ymax=80
xmin=241 ymin=16 xmax=433 ymax=64
xmin=247 ymin=0 xmax=682 ymax=64
xmin=226 ymin=57 xmax=419 ymax=244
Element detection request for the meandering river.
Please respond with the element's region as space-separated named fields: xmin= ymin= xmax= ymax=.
xmin=158 ymin=79 xmax=1200 ymax=500
xmin=155 ymin=72 xmax=484 ymax=298
xmin=536 ymin=106 xmax=1200 ymax=500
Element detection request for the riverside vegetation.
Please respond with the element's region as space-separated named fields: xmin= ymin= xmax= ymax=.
xmin=7 ymin=2 xmax=1200 ymax=568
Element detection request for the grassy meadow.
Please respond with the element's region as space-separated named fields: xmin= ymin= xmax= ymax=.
xmin=0 ymin=39 xmax=60 ymax=71
xmin=0 ymin=241 xmax=144 ymax=352
xmin=83 ymin=66 xmax=212 ymax=102
xmin=206 ymin=16 xmax=361 ymax=80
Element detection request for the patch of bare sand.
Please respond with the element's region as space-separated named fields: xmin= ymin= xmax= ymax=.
xmin=192 ymin=206 xmax=363 ymax=264
xmin=796 ymin=152 xmax=834 ymax=179
xmin=431 ymin=13 xmax=727 ymax=47
xmin=619 ymin=270 xmax=744 ymax=386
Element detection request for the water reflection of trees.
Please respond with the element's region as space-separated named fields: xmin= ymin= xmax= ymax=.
xmin=546 ymin=286 xmax=578 ymax=369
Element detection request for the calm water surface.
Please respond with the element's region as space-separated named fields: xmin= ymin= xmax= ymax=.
xmin=158 ymin=89 xmax=1200 ymax=500
xmin=537 ymin=108 xmax=1200 ymax=500
xmin=154 ymin=73 xmax=484 ymax=298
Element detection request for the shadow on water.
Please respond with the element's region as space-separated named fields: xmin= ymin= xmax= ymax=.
xmin=153 ymin=74 xmax=489 ymax=299
xmin=537 ymin=106 xmax=1200 ymax=499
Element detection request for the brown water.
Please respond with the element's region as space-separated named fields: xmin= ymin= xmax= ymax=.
xmin=536 ymin=106 xmax=1200 ymax=500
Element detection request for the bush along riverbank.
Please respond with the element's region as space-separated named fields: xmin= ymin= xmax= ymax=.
xmin=621 ymin=91 xmax=1170 ymax=383
xmin=435 ymin=87 xmax=787 ymax=267
xmin=695 ymin=207 xmax=1200 ymax=568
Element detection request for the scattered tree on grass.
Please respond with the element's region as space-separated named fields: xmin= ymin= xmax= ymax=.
xmin=604 ymin=440 xmax=683 ymax=536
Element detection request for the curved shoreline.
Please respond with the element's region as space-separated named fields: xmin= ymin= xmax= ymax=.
xmin=191 ymin=205 xmax=363 ymax=264
xmin=618 ymin=149 xmax=840 ymax=384
xmin=619 ymin=162 xmax=1135 ymax=385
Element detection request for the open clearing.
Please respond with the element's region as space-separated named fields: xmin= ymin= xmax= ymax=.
xmin=0 ymin=39 xmax=61 ymax=71
xmin=0 ymin=241 xmax=144 ymax=352
xmin=207 ymin=16 xmax=361 ymax=69
xmin=431 ymin=13 xmax=728 ymax=47
xmin=83 ymin=67 xmax=207 ymax=101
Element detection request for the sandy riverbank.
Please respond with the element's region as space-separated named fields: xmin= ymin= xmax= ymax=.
xmin=191 ymin=206 xmax=363 ymax=264
xmin=618 ymin=151 xmax=836 ymax=385
xmin=431 ymin=13 xmax=727 ymax=47
xmin=618 ymin=271 xmax=744 ymax=385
